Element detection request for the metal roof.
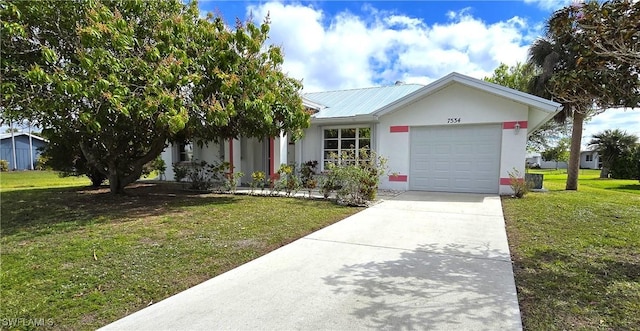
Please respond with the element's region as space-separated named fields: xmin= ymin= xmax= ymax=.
xmin=303 ymin=84 xmax=424 ymax=119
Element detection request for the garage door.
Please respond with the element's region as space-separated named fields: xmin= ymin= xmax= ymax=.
xmin=410 ymin=124 xmax=501 ymax=193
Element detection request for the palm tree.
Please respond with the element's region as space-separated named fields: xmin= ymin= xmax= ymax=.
xmin=527 ymin=12 xmax=593 ymax=191
xmin=588 ymin=129 xmax=639 ymax=178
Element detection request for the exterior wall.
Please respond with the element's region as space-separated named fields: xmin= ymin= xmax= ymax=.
xmin=376 ymin=83 xmax=529 ymax=194
xmin=540 ymin=160 xmax=567 ymax=169
xmin=527 ymin=154 xmax=568 ymax=169
xmin=580 ymin=151 xmax=599 ymax=169
xmin=160 ymin=143 xmax=175 ymax=180
xmin=298 ymin=124 xmax=322 ymax=167
xmin=498 ymin=124 xmax=528 ymax=194
xmin=0 ymin=135 xmax=47 ymax=170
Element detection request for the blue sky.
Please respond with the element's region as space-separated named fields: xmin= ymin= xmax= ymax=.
xmin=5 ymin=1 xmax=638 ymax=148
xmin=197 ymin=0 xmax=638 ymax=146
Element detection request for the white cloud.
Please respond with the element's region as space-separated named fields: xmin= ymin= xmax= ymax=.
xmin=247 ymin=2 xmax=534 ymax=92
xmin=582 ymin=108 xmax=640 ymax=147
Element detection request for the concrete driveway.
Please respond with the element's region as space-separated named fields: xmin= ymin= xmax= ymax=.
xmin=101 ymin=191 xmax=522 ymax=331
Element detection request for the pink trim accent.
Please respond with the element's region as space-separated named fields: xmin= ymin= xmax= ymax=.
xmin=390 ymin=125 xmax=409 ymax=133
xmin=503 ymin=121 xmax=528 ymax=129
xmin=500 ymin=177 xmax=524 ymax=185
xmin=228 ymin=139 xmax=234 ymax=174
xmin=269 ymin=137 xmax=275 ymax=176
xmin=389 ymin=174 xmax=408 ymax=182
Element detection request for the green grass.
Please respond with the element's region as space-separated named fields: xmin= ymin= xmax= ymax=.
xmin=503 ymin=169 xmax=640 ymax=330
xmin=0 ymin=172 xmax=360 ymax=330
xmin=0 ymin=170 xmax=90 ymax=192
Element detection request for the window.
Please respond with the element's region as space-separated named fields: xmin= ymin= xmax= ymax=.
xmin=585 ymin=154 xmax=593 ymax=162
xmin=178 ymin=142 xmax=193 ymax=162
xmin=323 ymin=127 xmax=371 ymax=167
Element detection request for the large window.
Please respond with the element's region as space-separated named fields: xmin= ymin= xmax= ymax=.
xmin=585 ymin=154 xmax=593 ymax=162
xmin=323 ymin=127 xmax=371 ymax=166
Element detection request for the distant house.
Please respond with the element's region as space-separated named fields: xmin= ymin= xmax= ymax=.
xmin=526 ymin=151 xmax=600 ymax=170
xmin=580 ymin=150 xmax=600 ymax=169
xmin=0 ymin=133 xmax=48 ymax=170
xmin=525 ymin=153 xmax=567 ymax=169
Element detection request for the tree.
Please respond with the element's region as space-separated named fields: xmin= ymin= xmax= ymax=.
xmin=484 ymin=62 xmax=572 ymax=151
xmin=1 ymin=0 xmax=309 ymax=194
xmin=484 ymin=62 xmax=534 ymax=92
xmin=541 ymin=137 xmax=570 ymax=170
xmin=588 ymin=129 xmax=638 ymax=179
xmin=610 ymin=144 xmax=640 ymax=180
xmin=528 ymin=1 xmax=639 ymax=191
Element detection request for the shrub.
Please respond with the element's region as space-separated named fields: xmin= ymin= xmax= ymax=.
xmin=300 ymin=160 xmax=319 ymax=198
xmin=508 ymin=168 xmax=531 ymax=198
xmin=0 ymin=159 xmax=9 ymax=172
xmin=250 ymin=171 xmax=266 ymax=193
xmin=173 ymin=163 xmax=188 ymax=182
xmin=276 ymin=164 xmax=301 ymax=197
xmin=35 ymin=155 xmax=49 ymax=170
xmin=325 ymin=148 xmax=388 ymax=205
xmin=224 ymin=171 xmax=244 ymax=193
xmin=186 ymin=160 xmax=215 ymax=190
xmin=610 ymin=145 xmax=640 ymax=180
xmin=318 ymin=171 xmax=340 ymax=199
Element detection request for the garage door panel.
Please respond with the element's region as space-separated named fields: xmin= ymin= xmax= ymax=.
xmin=410 ymin=124 xmax=501 ymax=194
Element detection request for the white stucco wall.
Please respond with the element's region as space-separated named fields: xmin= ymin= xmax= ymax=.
xmin=160 ymin=143 xmax=175 ymax=180
xmin=298 ymin=124 xmax=322 ymax=167
xmin=580 ymin=151 xmax=599 ymax=169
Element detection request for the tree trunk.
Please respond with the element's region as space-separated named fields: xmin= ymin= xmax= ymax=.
xmin=599 ymin=166 xmax=609 ymax=178
xmin=83 ymin=136 xmax=167 ymax=194
xmin=108 ymin=167 xmax=124 ymax=194
xmin=566 ymin=111 xmax=585 ymax=190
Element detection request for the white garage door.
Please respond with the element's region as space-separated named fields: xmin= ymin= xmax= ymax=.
xmin=410 ymin=124 xmax=501 ymax=193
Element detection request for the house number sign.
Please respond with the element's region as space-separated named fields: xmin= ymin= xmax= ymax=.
xmin=447 ymin=118 xmax=461 ymax=124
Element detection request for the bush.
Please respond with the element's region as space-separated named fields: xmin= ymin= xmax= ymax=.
xmin=173 ymin=160 xmax=232 ymax=191
xmin=274 ymin=164 xmax=301 ymax=197
xmin=610 ymin=145 xmax=640 ymax=180
xmin=172 ymin=163 xmax=188 ymax=182
xmin=325 ymin=149 xmax=388 ymax=205
xmin=508 ymin=168 xmax=531 ymax=198
xmin=35 ymin=155 xmax=49 ymax=170
xmin=300 ymin=160 xmax=318 ymax=197
xmin=250 ymin=171 xmax=266 ymax=193
xmin=224 ymin=171 xmax=244 ymax=193
xmin=0 ymin=159 xmax=9 ymax=172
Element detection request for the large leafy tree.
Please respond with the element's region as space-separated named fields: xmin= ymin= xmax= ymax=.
xmin=588 ymin=129 xmax=638 ymax=179
xmin=528 ymin=0 xmax=639 ymax=190
xmin=1 ymin=0 xmax=309 ymax=194
xmin=484 ymin=62 xmax=572 ymax=151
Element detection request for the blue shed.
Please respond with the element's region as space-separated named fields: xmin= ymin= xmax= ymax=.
xmin=0 ymin=133 xmax=48 ymax=170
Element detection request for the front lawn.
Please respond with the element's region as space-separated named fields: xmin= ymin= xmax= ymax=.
xmin=0 ymin=170 xmax=90 ymax=192
xmin=0 ymin=173 xmax=360 ymax=330
xmin=503 ymin=169 xmax=640 ymax=330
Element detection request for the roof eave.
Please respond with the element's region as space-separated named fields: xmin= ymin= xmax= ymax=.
xmin=311 ymin=114 xmax=379 ymax=125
